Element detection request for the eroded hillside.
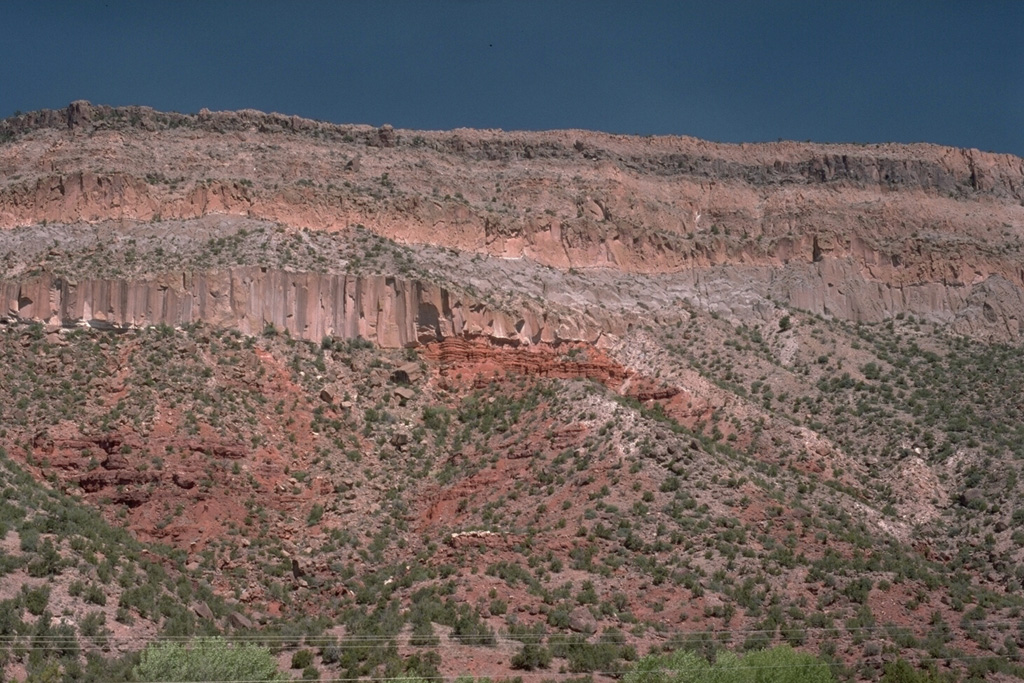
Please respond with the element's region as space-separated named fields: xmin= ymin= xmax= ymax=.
xmin=1 ymin=104 xmax=1024 ymax=682
xmin=2 ymin=102 xmax=1024 ymax=339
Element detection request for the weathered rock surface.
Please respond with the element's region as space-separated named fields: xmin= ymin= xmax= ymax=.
xmin=1 ymin=269 xmax=589 ymax=347
xmin=2 ymin=102 xmax=1024 ymax=339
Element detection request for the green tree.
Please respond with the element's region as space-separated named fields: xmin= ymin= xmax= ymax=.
xmin=134 ymin=637 xmax=286 ymax=681
xmin=511 ymin=642 xmax=553 ymax=671
xmin=624 ymin=645 xmax=833 ymax=683
xmin=625 ymin=649 xmax=711 ymax=683
xmin=741 ymin=646 xmax=834 ymax=683
xmin=881 ymin=659 xmax=949 ymax=683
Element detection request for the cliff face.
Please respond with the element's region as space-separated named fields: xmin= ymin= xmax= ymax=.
xmin=676 ymin=257 xmax=1024 ymax=339
xmin=1 ymin=269 xmax=595 ymax=347
xmin=2 ymin=102 xmax=1024 ymax=339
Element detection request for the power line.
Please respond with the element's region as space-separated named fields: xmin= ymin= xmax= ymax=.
xmin=1 ymin=618 xmax=1018 ymax=645
xmin=20 ymin=653 xmax=1024 ymax=683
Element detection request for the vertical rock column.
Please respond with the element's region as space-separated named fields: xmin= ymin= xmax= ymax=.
xmin=2 ymin=269 xmax=566 ymax=346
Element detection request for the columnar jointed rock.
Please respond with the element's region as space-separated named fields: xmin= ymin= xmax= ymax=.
xmin=1 ymin=269 xmax=593 ymax=347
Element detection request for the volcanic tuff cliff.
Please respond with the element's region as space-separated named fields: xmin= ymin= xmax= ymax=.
xmin=2 ymin=270 xmax=585 ymax=348
xmin=2 ymin=101 xmax=1024 ymax=340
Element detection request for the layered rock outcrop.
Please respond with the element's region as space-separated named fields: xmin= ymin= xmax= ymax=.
xmin=2 ymin=102 xmax=1024 ymax=339
xmin=1 ymin=269 xmax=591 ymax=347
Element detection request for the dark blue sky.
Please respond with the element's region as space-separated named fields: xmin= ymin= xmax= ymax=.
xmin=3 ymin=1 xmax=1022 ymax=156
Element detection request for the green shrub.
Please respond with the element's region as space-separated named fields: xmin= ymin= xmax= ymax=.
xmin=84 ymin=583 xmax=107 ymax=606
xmin=306 ymin=504 xmax=324 ymax=526
xmin=451 ymin=606 xmax=495 ymax=646
xmin=134 ymin=637 xmax=286 ymax=681
xmin=0 ymin=599 xmax=24 ymax=636
xmin=880 ymin=658 xmax=948 ymax=682
xmin=79 ymin=611 xmax=107 ymax=641
xmin=320 ymin=643 xmax=342 ymax=664
xmin=26 ymin=539 xmax=64 ymax=577
xmin=624 ymin=645 xmax=833 ymax=683
xmin=550 ymin=633 xmax=633 ymax=675
xmin=291 ymin=649 xmax=314 ymax=669
xmin=511 ymin=643 xmax=552 ymax=670
xmin=742 ymin=646 xmax=834 ymax=682
xmin=22 ymin=584 xmax=50 ymax=616
xmin=625 ymin=648 xmax=710 ymax=683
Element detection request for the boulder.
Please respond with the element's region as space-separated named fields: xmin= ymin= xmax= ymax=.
xmin=101 ymin=452 xmax=129 ymax=470
xmin=193 ymin=602 xmax=215 ymax=621
xmin=390 ymin=362 xmax=423 ymax=384
xmin=377 ymin=124 xmax=396 ymax=148
xmin=959 ymin=488 xmax=985 ymax=508
xmin=172 ymin=472 xmax=196 ymax=489
xmin=228 ymin=612 xmax=253 ymax=629
xmin=568 ymin=607 xmax=597 ymax=634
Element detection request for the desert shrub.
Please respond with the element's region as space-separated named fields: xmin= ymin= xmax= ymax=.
xmin=624 ymin=645 xmax=833 ymax=683
xmin=625 ymin=648 xmax=711 ymax=683
xmin=134 ymin=637 xmax=286 ymax=681
xmin=20 ymin=527 xmax=40 ymax=552
xmin=84 ymin=583 xmax=107 ymax=606
xmin=76 ymin=650 xmax=141 ymax=682
xmin=79 ymin=611 xmax=107 ymax=641
xmin=880 ymin=658 xmax=949 ymax=682
xmin=26 ymin=538 xmax=65 ymax=577
xmin=291 ymin=649 xmax=314 ymax=669
xmin=0 ymin=598 xmax=24 ymax=636
xmin=741 ymin=646 xmax=834 ymax=682
xmin=550 ymin=632 xmax=635 ymax=675
xmin=22 ymin=584 xmax=50 ymax=616
xmin=306 ymin=504 xmax=324 ymax=526
xmin=409 ymin=619 xmax=439 ymax=648
xmin=511 ymin=642 xmax=552 ymax=670
xmin=320 ymin=642 xmax=342 ymax=664
xmin=546 ymin=605 xmax=571 ymax=629
xmin=843 ymin=576 xmax=873 ymax=604
xmin=403 ymin=651 xmax=442 ymax=680
xmin=451 ymin=606 xmax=496 ymax=646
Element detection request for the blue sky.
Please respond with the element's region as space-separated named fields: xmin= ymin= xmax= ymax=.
xmin=2 ymin=1 xmax=1022 ymax=156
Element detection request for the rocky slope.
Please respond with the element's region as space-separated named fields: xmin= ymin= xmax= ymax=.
xmin=2 ymin=104 xmax=1024 ymax=682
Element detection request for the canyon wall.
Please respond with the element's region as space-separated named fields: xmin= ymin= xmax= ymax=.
xmin=1 ymin=269 xmax=590 ymax=347
xmin=680 ymin=259 xmax=1024 ymax=339
xmin=2 ymin=103 xmax=1024 ymax=340
xmin=6 ymin=258 xmax=1020 ymax=346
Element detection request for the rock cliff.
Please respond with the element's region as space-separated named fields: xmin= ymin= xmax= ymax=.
xmin=2 ymin=102 xmax=1024 ymax=339
xmin=1 ymin=269 xmax=591 ymax=347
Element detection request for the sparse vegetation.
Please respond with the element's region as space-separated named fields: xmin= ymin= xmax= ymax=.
xmin=2 ymin=105 xmax=1024 ymax=681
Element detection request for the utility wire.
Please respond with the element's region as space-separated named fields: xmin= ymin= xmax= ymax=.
xmin=37 ymin=653 xmax=1024 ymax=683
xmin=0 ymin=618 xmax=1016 ymax=644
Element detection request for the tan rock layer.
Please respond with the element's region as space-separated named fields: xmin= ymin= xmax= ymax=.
xmin=1 ymin=269 xmax=589 ymax=347
xmin=3 ymin=103 xmax=1024 ymax=339
xmin=4 ymin=102 xmax=1023 ymax=203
